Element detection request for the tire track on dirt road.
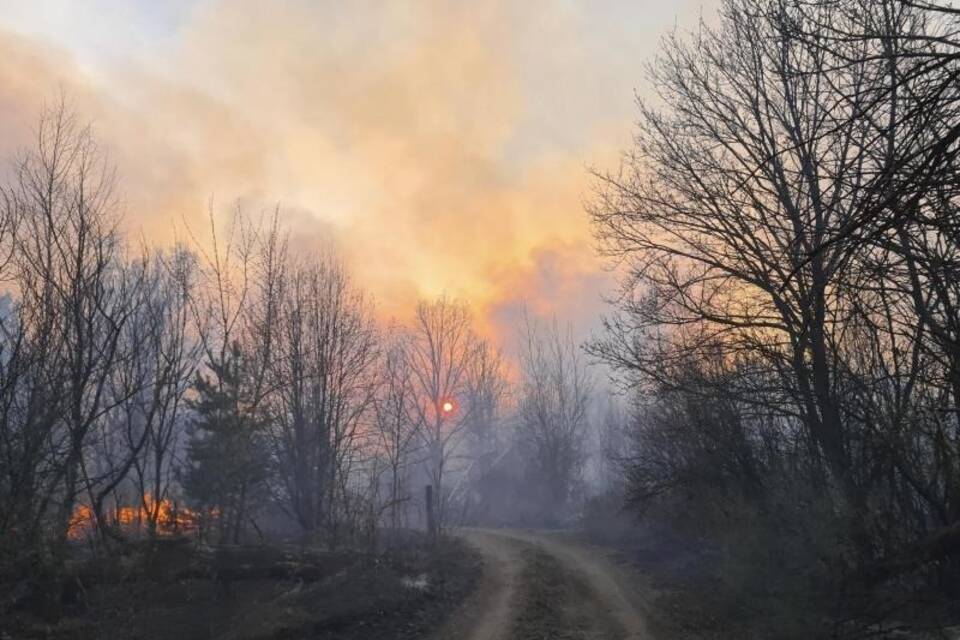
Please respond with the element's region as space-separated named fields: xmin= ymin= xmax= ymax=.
xmin=435 ymin=528 xmax=650 ymax=640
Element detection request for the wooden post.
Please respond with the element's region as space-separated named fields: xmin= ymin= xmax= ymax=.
xmin=425 ymin=484 xmax=435 ymax=540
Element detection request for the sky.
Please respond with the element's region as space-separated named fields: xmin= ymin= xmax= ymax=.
xmin=0 ymin=0 xmax=717 ymax=346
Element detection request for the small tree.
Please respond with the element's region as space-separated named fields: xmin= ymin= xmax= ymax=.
xmin=462 ymin=339 xmax=508 ymax=522
xmin=517 ymin=315 xmax=592 ymax=524
xmin=184 ymin=342 xmax=268 ymax=544
xmin=373 ymin=331 xmax=419 ymax=533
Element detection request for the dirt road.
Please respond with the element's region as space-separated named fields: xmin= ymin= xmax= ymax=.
xmin=436 ymin=528 xmax=651 ymax=640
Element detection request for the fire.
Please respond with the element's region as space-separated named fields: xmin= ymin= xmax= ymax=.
xmin=68 ymin=504 xmax=95 ymax=538
xmin=67 ymin=494 xmax=200 ymax=540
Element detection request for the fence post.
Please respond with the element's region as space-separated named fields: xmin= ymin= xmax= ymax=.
xmin=425 ymin=484 xmax=436 ymax=540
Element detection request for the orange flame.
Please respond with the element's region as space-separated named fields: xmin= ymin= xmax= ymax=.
xmin=67 ymin=494 xmax=200 ymax=539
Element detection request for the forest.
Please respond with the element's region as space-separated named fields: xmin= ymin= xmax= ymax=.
xmin=2 ymin=0 xmax=960 ymax=638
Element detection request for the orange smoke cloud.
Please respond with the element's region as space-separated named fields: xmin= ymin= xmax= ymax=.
xmin=0 ymin=0 xmax=706 ymax=344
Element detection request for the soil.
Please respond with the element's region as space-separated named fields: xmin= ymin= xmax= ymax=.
xmin=437 ymin=528 xmax=651 ymax=640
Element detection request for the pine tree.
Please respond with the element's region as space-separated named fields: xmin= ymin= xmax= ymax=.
xmin=183 ymin=342 xmax=268 ymax=544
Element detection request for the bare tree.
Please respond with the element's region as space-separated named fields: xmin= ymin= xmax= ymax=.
xmin=62 ymin=247 xmax=200 ymax=543
xmin=588 ymin=0 xmax=914 ymax=496
xmin=590 ymin=0 xmax=960 ymax=627
xmin=182 ymin=206 xmax=270 ymax=544
xmin=261 ymin=251 xmax=380 ymax=543
xmin=4 ymin=101 xmax=138 ymax=549
xmin=596 ymin=396 xmax=629 ymax=493
xmin=783 ymin=0 xmax=960 ymax=255
xmin=461 ymin=339 xmax=509 ymax=522
xmin=517 ymin=315 xmax=592 ymax=523
xmin=371 ymin=329 xmax=419 ymax=532
xmin=188 ymin=204 xmax=258 ymax=383
xmin=406 ymin=296 xmax=477 ymax=534
xmin=131 ymin=247 xmax=201 ymax=537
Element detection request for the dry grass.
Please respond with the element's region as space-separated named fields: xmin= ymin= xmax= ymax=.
xmin=0 ymin=535 xmax=480 ymax=640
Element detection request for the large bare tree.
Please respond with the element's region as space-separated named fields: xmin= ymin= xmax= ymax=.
xmin=260 ymin=252 xmax=380 ymax=543
xmin=406 ymin=296 xmax=477 ymax=533
xmin=591 ymin=0 xmax=960 ymax=620
xmin=2 ymin=101 xmax=139 ymax=550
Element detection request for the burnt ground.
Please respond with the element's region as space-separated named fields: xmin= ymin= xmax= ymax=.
xmin=0 ymin=535 xmax=481 ymax=640
xmin=576 ymin=502 xmax=960 ymax=640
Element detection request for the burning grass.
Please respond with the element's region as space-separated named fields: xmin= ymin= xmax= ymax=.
xmin=67 ymin=495 xmax=202 ymax=540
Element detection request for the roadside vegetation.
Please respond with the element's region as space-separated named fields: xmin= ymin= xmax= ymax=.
xmin=586 ymin=0 xmax=960 ymax=637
